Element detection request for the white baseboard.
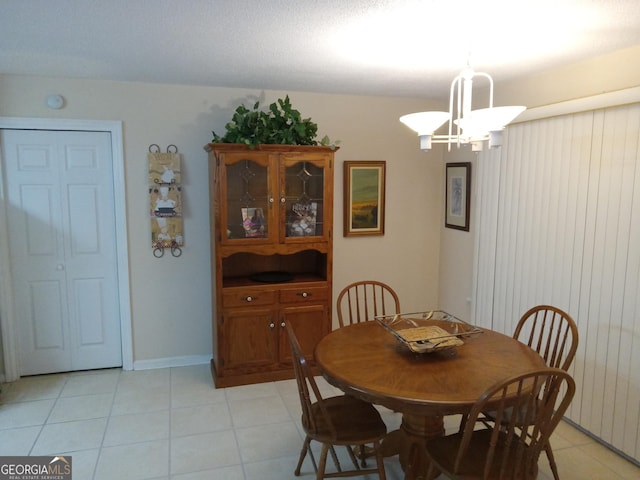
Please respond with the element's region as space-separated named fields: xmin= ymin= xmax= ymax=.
xmin=133 ymin=355 xmax=211 ymax=371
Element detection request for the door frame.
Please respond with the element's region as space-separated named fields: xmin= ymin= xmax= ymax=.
xmin=0 ymin=117 xmax=133 ymax=381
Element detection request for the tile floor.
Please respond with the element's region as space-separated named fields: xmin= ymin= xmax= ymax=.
xmin=0 ymin=365 xmax=638 ymax=480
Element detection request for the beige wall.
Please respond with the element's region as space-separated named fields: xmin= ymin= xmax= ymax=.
xmin=438 ymin=45 xmax=640 ymax=322
xmin=495 ymin=45 xmax=640 ymax=108
xmin=0 ymin=75 xmax=445 ymax=369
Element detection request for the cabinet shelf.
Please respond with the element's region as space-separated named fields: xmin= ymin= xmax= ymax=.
xmin=223 ymin=273 xmax=327 ymax=288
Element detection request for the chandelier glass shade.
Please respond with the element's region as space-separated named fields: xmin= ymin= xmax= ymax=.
xmin=400 ymin=68 xmax=525 ymax=151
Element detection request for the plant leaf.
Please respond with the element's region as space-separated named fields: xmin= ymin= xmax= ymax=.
xmin=210 ymin=95 xmax=322 ymax=146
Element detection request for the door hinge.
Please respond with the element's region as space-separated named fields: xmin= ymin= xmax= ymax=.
xmin=220 ymin=315 xmax=224 ymax=325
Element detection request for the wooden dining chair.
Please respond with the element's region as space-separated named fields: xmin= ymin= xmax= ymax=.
xmin=427 ymin=367 xmax=576 ymax=480
xmin=479 ymin=305 xmax=578 ymax=477
xmin=285 ymin=322 xmax=387 ymax=480
xmin=511 ymin=305 xmax=579 ymax=480
xmin=336 ymin=280 xmax=400 ymax=328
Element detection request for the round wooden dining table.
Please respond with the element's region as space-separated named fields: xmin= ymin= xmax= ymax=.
xmin=314 ymin=321 xmax=546 ymax=480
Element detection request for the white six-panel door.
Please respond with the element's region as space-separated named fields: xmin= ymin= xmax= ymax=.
xmin=2 ymin=129 xmax=122 ymax=375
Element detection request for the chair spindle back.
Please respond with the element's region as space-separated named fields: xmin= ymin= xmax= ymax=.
xmin=337 ymin=281 xmax=400 ymax=328
xmin=514 ymin=305 xmax=578 ymax=371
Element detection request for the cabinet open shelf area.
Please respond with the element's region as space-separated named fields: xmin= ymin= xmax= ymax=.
xmin=221 ymin=251 xmax=328 ymax=287
xmin=206 ymin=143 xmax=336 ymax=387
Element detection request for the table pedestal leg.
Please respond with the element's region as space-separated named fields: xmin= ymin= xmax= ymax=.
xmin=398 ymin=413 xmax=444 ymax=480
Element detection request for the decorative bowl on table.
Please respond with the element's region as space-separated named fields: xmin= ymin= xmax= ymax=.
xmin=374 ymin=310 xmax=482 ymax=353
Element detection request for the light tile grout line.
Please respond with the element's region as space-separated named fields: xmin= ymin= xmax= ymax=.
xmin=26 ymin=374 xmax=67 ymax=456
xmin=91 ymin=369 xmax=121 ymax=480
xmin=231 ymin=397 xmax=249 ymax=479
xmin=222 ymin=376 xmax=250 ymax=479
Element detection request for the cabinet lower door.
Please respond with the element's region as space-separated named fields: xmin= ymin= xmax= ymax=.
xmin=280 ymin=304 xmax=328 ymax=365
xmin=222 ymin=308 xmax=278 ymax=371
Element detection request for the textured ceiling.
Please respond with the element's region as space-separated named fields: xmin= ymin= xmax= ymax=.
xmin=1 ymin=0 xmax=639 ymax=101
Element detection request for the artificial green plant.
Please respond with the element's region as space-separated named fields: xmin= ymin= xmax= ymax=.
xmin=211 ymin=95 xmax=338 ymax=148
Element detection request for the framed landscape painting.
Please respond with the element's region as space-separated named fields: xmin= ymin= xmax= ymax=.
xmin=344 ymin=161 xmax=386 ymax=236
xmin=445 ymin=162 xmax=471 ymax=231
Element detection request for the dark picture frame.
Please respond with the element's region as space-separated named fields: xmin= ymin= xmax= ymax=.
xmin=343 ymin=161 xmax=386 ymax=237
xmin=445 ymin=162 xmax=471 ymax=231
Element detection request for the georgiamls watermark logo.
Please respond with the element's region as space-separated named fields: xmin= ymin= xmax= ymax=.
xmin=0 ymin=456 xmax=72 ymax=480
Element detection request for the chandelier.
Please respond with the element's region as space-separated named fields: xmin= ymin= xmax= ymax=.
xmin=400 ymin=67 xmax=525 ymax=151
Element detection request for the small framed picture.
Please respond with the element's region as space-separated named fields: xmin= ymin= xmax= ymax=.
xmin=148 ymin=151 xmax=181 ymax=184
xmin=288 ymin=202 xmax=318 ymax=236
xmin=242 ymin=207 xmax=266 ymax=237
xmin=149 ymin=185 xmax=182 ymax=217
xmin=445 ymin=162 xmax=471 ymax=231
xmin=344 ymin=161 xmax=386 ymax=237
xmin=151 ymin=217 xmax=184 ymax=248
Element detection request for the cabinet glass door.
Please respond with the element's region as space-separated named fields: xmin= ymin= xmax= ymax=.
xmin=282 ymin=157 xmax=327 ymax=240
xmin=221 ymin=154 xmax=273 ymax=243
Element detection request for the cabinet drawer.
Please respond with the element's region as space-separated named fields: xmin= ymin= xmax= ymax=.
xmin=280 ymin=286 xmax=328 ymax=304
xmin=223 ymin=289 xmax=276 ymax=308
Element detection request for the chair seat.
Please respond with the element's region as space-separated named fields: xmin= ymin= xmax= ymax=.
xmin=426 ymin=429 xmax=538 ymax=480
xmin=304 ymin=395 xmax=387 ymax=445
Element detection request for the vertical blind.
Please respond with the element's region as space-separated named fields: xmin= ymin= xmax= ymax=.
xmin=471 ymin=103 xmax=640 ymax=462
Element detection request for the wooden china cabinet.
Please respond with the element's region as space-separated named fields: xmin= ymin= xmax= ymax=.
xmin=205 ymin=143 xmax=337 ymax=387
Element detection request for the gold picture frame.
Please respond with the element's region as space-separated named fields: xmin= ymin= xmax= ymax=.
xmin=343 ymin=161 xmax=386 ymax=237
